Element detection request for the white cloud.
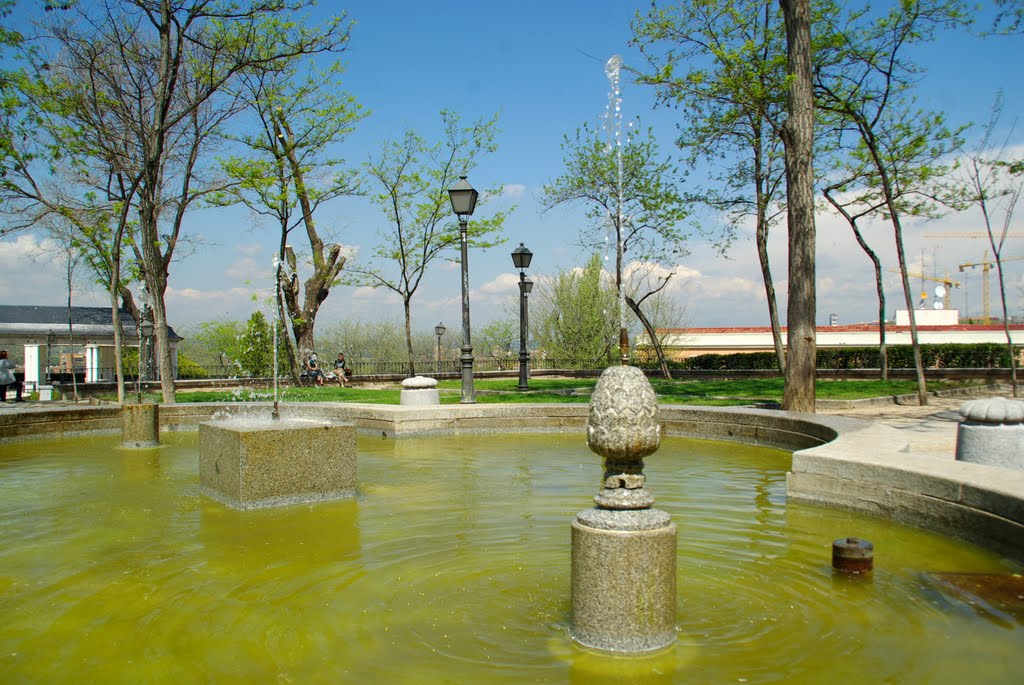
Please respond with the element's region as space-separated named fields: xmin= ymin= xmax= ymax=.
xmin=501 ymin=183 xmax=527 ymax=199
xmin=350 ymin=286 xmax=401 ymax=305
xmin=479 ymin=272 xmax=519 ymax=294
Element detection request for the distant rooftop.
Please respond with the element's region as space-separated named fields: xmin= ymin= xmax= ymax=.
xmin=0 ymin=305 xmax=181 ymax=340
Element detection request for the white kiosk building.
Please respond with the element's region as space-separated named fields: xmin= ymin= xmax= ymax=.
xmin=0 ymin=305 xmax=181 ymax=392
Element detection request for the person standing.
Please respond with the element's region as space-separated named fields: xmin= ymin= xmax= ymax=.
xmin=0 ymin=350 xmax=25 ymax=402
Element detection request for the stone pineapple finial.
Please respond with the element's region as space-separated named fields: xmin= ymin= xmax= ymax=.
xmin=586 ymin=365 xmax=661 ymax=510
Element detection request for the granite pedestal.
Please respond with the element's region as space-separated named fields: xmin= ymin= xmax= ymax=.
xmin=199 ymin=419 xmax=356 ymax=509
xmin=121 ymin=403 xmax=160 ymax=448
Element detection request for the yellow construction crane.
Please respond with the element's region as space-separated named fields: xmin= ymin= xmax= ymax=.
xmin=888 ymin=269 xmax=960 ymax=309
xmin=958 ymin=252 xmax=1024 ymax=324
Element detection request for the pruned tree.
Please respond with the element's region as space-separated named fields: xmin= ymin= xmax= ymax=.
xmin=632 ymin=0 xmax=789 ymax=373
xmin=345 ymin=110 xmax=509 ymax=376
xmin=540 ymin=121 xmax=687 ymax=378
xmin=217 ymin=47 xmax=366 ymax=381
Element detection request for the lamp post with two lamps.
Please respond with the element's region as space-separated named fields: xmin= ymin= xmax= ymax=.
xmin=447 ymin=176 xmax=479 ymax=404
xmin=434 ymin=322 xmax=446 ymax=375
xmin=511 ymin=243 xmax=533 ymax=390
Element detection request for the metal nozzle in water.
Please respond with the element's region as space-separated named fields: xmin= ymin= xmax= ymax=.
xmin=833 ymin=537 xmax=874 ymax=573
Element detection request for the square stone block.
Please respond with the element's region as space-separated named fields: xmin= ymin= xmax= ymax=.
xmin=199 ymin=419 xmax=356 ymax=510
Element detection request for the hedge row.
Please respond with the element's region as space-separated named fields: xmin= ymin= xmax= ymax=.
xmin=664 ymin=343 xmax=1017 ymax=371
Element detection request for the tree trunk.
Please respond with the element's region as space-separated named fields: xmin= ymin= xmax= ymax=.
xmin=149 ymin=284 xmax=177 ymax=404
xmin=757 ymin=219 xmax=786 ymax=374
xmin=403 ymin=296 xmax=416 ymax=377
xmin=824 ymin=189 xmax=888 ymax=381
xmin=995 ymin=258 xmax=1019 ymax=396
xmin=276 ymin=116 xmax=348 ymax=377
xmin=753 ymin=122 xmax=786 ymax=375
xmin=891 ymin=234 xmax=927 ymax=405
xmin=858 ymin=131 xmax=927 ymax=404
xmin=109 ymin=291 xmax=125 ymax=403
xmin=626 ymin=296 xmax=672 ymax=379
xmin=780 ymin=0 xmax=817 ymax=413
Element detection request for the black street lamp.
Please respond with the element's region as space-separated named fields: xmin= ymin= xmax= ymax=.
xmin=136 ymin=309 xmax=154 ymax=402
xmin=511 ymin=243 xmax=533 ymax=390
xmin=434 ymin=322 xmax=446 ymax=374
xmin=447 ymin=176 xmax=479 ymax=403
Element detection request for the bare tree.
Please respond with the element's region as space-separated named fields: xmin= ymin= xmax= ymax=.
xmin=345 ymin=111 xmax=509 ymax=376
xmin=955 ymin=94 xmax=1024 ymax=395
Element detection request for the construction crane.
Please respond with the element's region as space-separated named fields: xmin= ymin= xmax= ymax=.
xmin=923 ymin=232 xmax=1024 ymax=238
xmin=957 ymin=252 xmax=1024 ymax=324
xmin=888 ymin=269 xmax=960 ymax=309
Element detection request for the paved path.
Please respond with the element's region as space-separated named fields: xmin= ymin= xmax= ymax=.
xmin=817 ymin=393 xmax=1006 ymax=458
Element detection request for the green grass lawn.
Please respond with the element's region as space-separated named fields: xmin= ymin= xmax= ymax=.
xmin=123 ymin=376 xmax=974 ymax=406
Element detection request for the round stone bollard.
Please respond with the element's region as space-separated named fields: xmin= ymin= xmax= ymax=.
xmin=121 ymin=403 xmax=160 ymax=448
xmin=399 ymin=376 xmax=440 ymax=406
xmin=955 ymin=397 xmax=1024 ymax=471
xmin=570 ymin=365 xmax=677 ymax=653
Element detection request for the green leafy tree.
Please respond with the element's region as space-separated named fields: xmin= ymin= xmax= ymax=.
xmin=632 ymin=0 xmax=789 ymax=373
xmin=477 ymin=318 xmax=518 ymax=370
xmin=540 ymin=121 xmax=688 ymax=378
xmin=178 ymin=319 xmax=245 ymax=369
xmin=991 ymin=0 xmax=1023 ymax=33
xmin=532 ymin=255 xmax=620 ymax=367
xmin=217 ymin=45 xmax=366 ymax=381
xmin=815 ymin=0 xmax=970 ymax=405
xmin=237 ymin=311 xmax=276 ymax=377
xmin=1 ymin=0 xmax=351 ymax=403
xmin=344 ymin=110 xmax=510 ymax=375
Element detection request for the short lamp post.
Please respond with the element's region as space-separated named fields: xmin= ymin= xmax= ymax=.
xmin=511 ymin=242 xmax=533 ymax=390
xmin=447 ymin=175 xmax=479 ymax=404
xmin=434 ymin=322 xmax=446 ymax=375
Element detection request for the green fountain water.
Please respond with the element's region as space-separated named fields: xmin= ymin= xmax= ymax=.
xmin=1 ymin=431 xmax=1021 ymax=684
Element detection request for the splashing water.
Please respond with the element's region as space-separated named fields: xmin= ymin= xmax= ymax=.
xmin=604 ymin=54 xmax=626 ymax=339
xmin=271 ymin=254 xmax=281 ymax=420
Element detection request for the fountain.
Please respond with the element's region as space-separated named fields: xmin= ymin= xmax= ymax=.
xmin=120 ymin=402 xmax=160 ymax=448
xmin=122 ymin=291 xmax=160 ymax=448
xmin=199 ymin=415 xmax=356 ymax=510
xmin=571 ymin=365 xmax=676 ymax=652
xmin=1 ymin=417 xmax=1022 ymax=683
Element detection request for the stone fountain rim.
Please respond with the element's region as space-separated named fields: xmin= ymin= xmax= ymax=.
xmin=0 ymin=401 xmax=1022 ymax=561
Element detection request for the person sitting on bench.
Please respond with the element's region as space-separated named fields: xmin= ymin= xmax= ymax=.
xmin=333 ymin=352 xmax=351 ymax=387
xmin=0 ymin=350 xmax=25 ymax=402
xmin=305 ymin=352 xmax=324 ymax=386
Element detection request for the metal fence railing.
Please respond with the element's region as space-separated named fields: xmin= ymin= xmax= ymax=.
xmin=64 ymin=357 xmax=634 ymax=384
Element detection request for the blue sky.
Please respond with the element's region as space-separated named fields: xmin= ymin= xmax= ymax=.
xmin=2 ymin=0 xmax=1023 ymax=335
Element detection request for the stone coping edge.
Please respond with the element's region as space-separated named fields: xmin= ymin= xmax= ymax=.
xmin=0 ymin=401 xmax=1021 ymax=561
